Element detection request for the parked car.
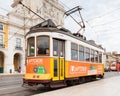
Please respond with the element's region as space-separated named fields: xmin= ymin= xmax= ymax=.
xmin=104 ymin=66 xmax=110 ymax=72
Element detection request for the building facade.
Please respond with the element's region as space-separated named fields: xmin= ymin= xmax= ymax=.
xmin=106 ymin=52 xmax=120 ymax=66
xmin=0 ymin=15 xmax=9 ymax=73
xmin=0 ymin=0 xmax=64 ymax=73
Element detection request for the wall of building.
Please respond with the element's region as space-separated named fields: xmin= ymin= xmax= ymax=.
xmin=105 ymin=52 xmax=120 ymax=66
xmin=0 ymin=0 xmax=65 ymax=74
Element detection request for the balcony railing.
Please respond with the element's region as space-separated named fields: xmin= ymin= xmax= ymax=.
xmin=0 ymin=44 xmax=5 ymax=48
xmin=15 ymin=46 xmax=23 ymax=50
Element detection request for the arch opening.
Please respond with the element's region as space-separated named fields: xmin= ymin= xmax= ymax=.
xmin=0 ymin=51 xmax=4 ymax=73
xmin=14 ymin=53 xmax=21 ymax=73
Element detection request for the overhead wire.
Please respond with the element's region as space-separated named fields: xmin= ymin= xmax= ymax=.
xmin=4 ymin=15 xmax=34 ymax=46
xmin=3 ymin=2 xmax=44 ymax=45
xmin=86 ymin=21 xmax=119 ymax=44
xmin=59 ymin=1 xmax=71 ymax=10
xmin=87 ymin=7 xmax=120 ymax=22
xmin=60 ymin=0 xmax=120 ymax=53
xmin=85 ymin=20 xmax=120 ymax=41
xmin=0 ymin=6 xmax=10 ymax=12
xmin=60 ymin=0 xmax=120 ymax=32
xmin=85 ymin=6 xmax=120 ymax=30
xmin=91 ymin=17 xmax=120 ymax=28
xmin=3 ymin=0 xmax=120 ymax=46
xmin=85 ymin=21 xmax=100 ymax=42
xmin=60 ymin=0 xmax=120 ymax=25
xmin=83 ymin=5 xmax=120 ymax=40
xmin=4 ymin=0 xmax=66 ymax=46
xmin=60 ymin=1 xmax=94 ymax=40
xmin=60 ymin=0 xmax=86 ymax=35
xmin=91 ymin=25 xmax=120 ymax=33
xmin=19 ymin=1 xmax=45 ymax=21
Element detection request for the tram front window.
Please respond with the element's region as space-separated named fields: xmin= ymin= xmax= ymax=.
xmin=28 ymin=37 xmax=35 ymax=56
xmin=37 ymin=36 xmax=49 ymax=55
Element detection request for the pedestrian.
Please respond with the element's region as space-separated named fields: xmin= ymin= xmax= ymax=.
xmin=18 ymin=66 xmax=21 ymax=73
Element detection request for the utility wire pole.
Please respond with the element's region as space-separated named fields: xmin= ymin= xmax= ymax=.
xmin=65 ymin=6 xmax=85 ymax=35
xmin=18 ymin=1 xmax=45 ymax=21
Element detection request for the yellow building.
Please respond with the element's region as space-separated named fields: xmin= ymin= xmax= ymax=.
xmin=0 ymin=17 xmax=8 ymax=73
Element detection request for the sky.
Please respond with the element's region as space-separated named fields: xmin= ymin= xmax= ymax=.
xmin=0 ymin=0 xmax=12 ymax=15
xmin=0 ymin=0 xmax=120 ymax=53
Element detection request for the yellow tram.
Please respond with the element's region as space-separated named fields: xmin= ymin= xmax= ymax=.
xmin=23 ymin=19 xmax=105 ymax=89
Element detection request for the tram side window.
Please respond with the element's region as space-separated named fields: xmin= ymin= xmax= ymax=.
xmin=71 ymin=43 xmax=78 ymax=60
xmin=59 ymin=41 xmax=64 ymax=57
xmin=91 ymin=49 xmax=95 ymax=62
xmin=53 ymin=39 xmax=58 ymax=56
xmin=27 ymin=37 xmax=35 ymax=56
xmin=95 ymin=51 xmax=98 ymax=62
xmin=37 ymin=36 xmax=49 ymax=55
xmin=99 ymin=52 xmax=102 ymax=63
xmin=85 ymin=48 xmax=90 ymax=61
xmin=79 ymin=45 xmax=84 ymax=61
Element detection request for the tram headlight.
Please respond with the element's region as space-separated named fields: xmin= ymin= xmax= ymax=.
xmin=34 ymin=67 xmax=38 ymax=73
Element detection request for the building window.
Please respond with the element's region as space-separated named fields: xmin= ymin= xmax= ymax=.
xmin=27 ymin=37 xmax=35 ymax=56
xmin=53 ymin=39 xmax=58 ymax=56
xmin=71 ymin=43 xmax=78 ymax=60
xmin=0 ymin=25 xmax=3 ymax=30
xmin=37 ymin=36 xmax=49 ymax=55
xmin=0 ymin=35 xmax=3 ymax=44
xmin=85 ymin=48 xmax=90 ymax=61
xmin=59 ymin=41 xmax=64 ymax=57
xmin=79 ymin=45 xmax=84 ymax=61
xmin=16 ymin=38 xmax=21 ymax=48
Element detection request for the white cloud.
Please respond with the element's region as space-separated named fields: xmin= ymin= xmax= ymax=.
xmin=0 ymin=0 xmax=13 ymax=15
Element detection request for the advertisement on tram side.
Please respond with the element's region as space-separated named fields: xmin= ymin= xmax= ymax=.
xmin=66 ymin=61 xmax=104 ymax=78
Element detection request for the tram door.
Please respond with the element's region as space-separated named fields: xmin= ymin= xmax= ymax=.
xmin=53 ymin=39 xmax=65 ymax=81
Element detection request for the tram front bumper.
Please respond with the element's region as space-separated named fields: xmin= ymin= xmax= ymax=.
xmin=23 ymin=73 xmax=51 ymax=81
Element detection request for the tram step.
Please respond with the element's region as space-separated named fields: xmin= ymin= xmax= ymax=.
xmin=50 ymin=81 xmax=67 ymax=88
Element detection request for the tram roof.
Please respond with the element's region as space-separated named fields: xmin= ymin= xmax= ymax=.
xmin=27 ymin=19 xmax=104 ymax=50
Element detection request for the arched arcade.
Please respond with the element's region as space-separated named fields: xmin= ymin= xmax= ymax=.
xmin=0 ymin=51 xmax=4 ymax=73
xmin=14 ymin=53 xmax=21 ymax=73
